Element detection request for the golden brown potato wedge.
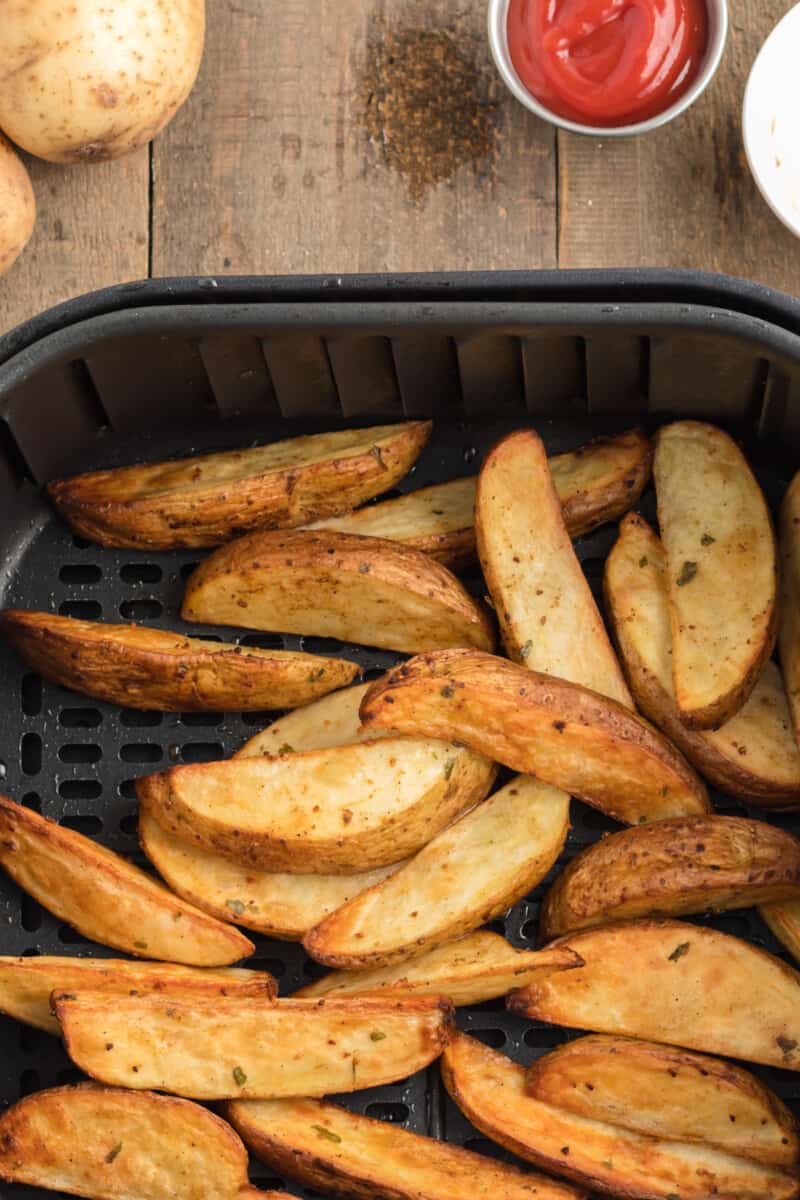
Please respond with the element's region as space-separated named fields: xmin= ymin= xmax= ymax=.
xmin=303 ymin=776 xmax=570 ymax=967
xmin=181 ymin=529 xmax=495 ymax=655
xmin=235 ymin=682 xmax=377 ymax=757
xmin=297 ymin=931 xmax=580 ymax=1006
xmin=48 ymin=421 xmax=432 ymax=550
xmin=227 ymin=1094 xmax=585 ymax=1200
xmin=780 ymin=472 xmax=800 ymax=747
xmin=0 ymin=610 xmax=359 ymax=712
xmin=760 ymin=899 xmax=800 ymax=966
xmin=0 ymin=797 xmax=253 ymax=966
xmin=55 ymin=992 xmax=454 ymax=1100
xmin=0 ymin=955 xmax=274 ymax=1036
xmin=307 ymin=427 xmax=653 ymax=568
xmin=525 ymin=1035 xmax=799 ymax=1170
xmin=475 ymin=429 xmax=632 ymax=706
xmin=138 ymin=736 xmax=494 ymax=874
xmin=605 ymin=513 xmax=800 ymax=806
xmin=540 ymin=815 xmax=800 ymax=940
xmin=442 ymin=1033 xmax=799 ymax=1200
xmin=508 ymin=918 xmax=800 ymax=1070
xmin=360 ymin=650 xmax=709 ymax=825
xmin=653 ymin=421 xmax=778 ymax=729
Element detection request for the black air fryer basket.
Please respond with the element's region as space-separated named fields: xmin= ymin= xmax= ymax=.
xmin=0 ymin=269 xmax=799 ymax=1199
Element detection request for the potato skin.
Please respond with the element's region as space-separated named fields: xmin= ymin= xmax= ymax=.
xmin=0 ymin=133 xmax=35 ymax=276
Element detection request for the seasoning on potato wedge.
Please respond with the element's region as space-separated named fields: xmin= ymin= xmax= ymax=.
xmin=0 ymin=610 xmax=359 ymax=712
xmin=181 ymin=529 xmax=494 ymax=655
xmin=539 ymin=815 xmax=800 ymax=940
xmin=653 ymin=421 xmax=778 ymax=729
xmin=360 ymin=649 xmax=709 ymax=825
xmin=303 ymin=776 xmax=569 ymax=968
xmin=0 ymin=797 xmax=253 ymax=966
xmin=235 ymin=681 xmax=376 ymax=758
xmin=475 ymin=429 xmax=631 ymax=705
xmin=760 ymin=899 xmax=800 ymax=966
xmin=605 ymin=513 xmax=800 ymax=806
xmin=508 ymin=918 xmax=800 ymax=1070
xmin=48 ymin=421 xmax=431 ymax=550
xmin=55 ymin=992 xmax=454 ymax=1100
xmin=779 ymin=471 xmax=800 ymax=748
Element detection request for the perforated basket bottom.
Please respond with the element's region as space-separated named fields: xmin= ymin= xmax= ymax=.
xmin=0 ymin=414 xmax=798 ymax=1199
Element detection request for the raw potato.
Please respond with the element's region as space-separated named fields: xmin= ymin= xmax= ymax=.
xmin=236 ymin=682 xmax=377 ymax=757
xmin=55 ymin=992 xmax=454 ymax=1100
xmin=442 ymin=1033 xmax=799 ymax=1200
xmin=360 ymin=650 xmax=709 ymax=825
xmin=525 ymin=1035 xmax=799 ymax=1170
xmin=780 ymin=472 xmax=800 ymax=747
xmin=475 ymin=429 xmax=632 ymax=705
xmin=0 ymin=133 xmax=35 ymax=277
xmin=539 ymin=815 xmax=800 ymax=940
xmin=227 ymin=1095 xmax=585 ymax=1200
xmin=138 ymin=736 xmax=495 ymax=874
xmin=0 ymin=0 xmax=205 ymax=164
xmin=0 ymin=610 xmax=359 ymax=712
xmin=0 ymin=797 xmax=253 ymax=966
xmin=307 ymin=427 xmax=653 ymax=568
xmin=508 ymin=919 xmax=800 ymax=1070
xmin=49 ymin=422 xmax=431 ymax=549
xmin=0 ymin=955 xmax=275 ymax=1036
xmin=303 ymin=776 xmax=570 ymax=968
xmin=760 ymin=900 xmax=800 ymax=965
xmin=181 ymin=530 xmax=494 ymax=655
xmin=296 ymin=931 xmax=580 ymax=1006
xmin=605 ymin=514 xmax=800 ymax=806
xmin=654 ymin=421 xmax=778 ymax=729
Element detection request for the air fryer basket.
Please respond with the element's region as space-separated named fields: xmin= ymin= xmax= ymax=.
xmin=0 ymin=272 xmax=799 ymax=1199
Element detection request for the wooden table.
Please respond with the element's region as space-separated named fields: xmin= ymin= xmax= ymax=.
xmin=2 ymin=0 xmax=799 ymax=335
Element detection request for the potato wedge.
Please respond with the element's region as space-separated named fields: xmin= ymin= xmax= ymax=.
xmin=0 ymin=797 xmax=253 ymax=966
xmin=760 ymin=899 xmax=800 ymax=965
xmin=55 ymin=992 xmax=454 ymax=1100
xmin=307 ymin=427 xmax=653 ymax=568
xmin=0 ymin=610 xmax=359 ymax=712
xmin=540 ymin=815 xmax=800 ymax=940
xmin=508 ymin=918 xmax=800 ymax=1070
xmin=138 ymin=736 xmax=495 ymax=874
xmin=0 ymin=955 xmax=274 ymax=1036
xmin=227 ymin=1094 xmax=585 ymax=1200
xmin=360 ymin=650 xmax=709 ymax=825
xmin=235 ymin=682 xmax=377 ymax=757
xmin=48 ymin=421 xmax=432 ymax=550
xmin=297 ymin=931 xmax=580 ymax=1005
xmin=303 ymin=776 xmax=570 ymax=967
xmin=653 ymin=421 xmax=778 ymax=729
xmin=0 ymin=1082 xmax=258 ymax=1199
xmin=442 ymin=1033 xmax=799 ymax=1200
xmin=181 ymin=529 xmax=495 ymax=655
xmin=605 ymin=513 xmax=800 ymax=806
xmin=525 ymin=1035 xmax=799 ymax=1170
xmin=475 ymin=429 xmax=632 ymax=705
xmin=780 ymin=472 xmax=800 ymax=747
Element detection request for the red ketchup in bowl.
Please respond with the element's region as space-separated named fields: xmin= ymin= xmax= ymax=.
xmin=507 ymin=0 xmax=709 ymax=127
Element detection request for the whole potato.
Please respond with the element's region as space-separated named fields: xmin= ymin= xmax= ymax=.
xmin=0 ymin=133 xmax=35 ymax=277
xmin=0 ymin=0 xmax=205 ymax=164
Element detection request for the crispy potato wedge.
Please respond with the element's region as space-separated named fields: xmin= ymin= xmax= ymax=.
xmin=0 ymin=797 xmax=253 ymax=966
xmin=653 ymin=421 xmax=778 ymax=729
xmin=235 ymin=682 xmax=377 ymax=757
xmin=525 ymin=1035 xmax=799 ymax=1169
xmin=0 ymin=610 xmax=359 ymax=712
xmin=181 ymin=530 xmax=495 ymax=655
xmin=0 ymin=1082 xmax=258 ymax=1199
xmin=307 ymin=428 xmax=653 ymax=568
xmin=48 ymin=421 xmax=431 ymax=550
xmin=297 ymin=931 xmax=580 ymax=1005
xmin=360 ymin=650 xmax=709 ymax=825
xmin=760 ymin=899 xmax=800 ymax=965
xmin=540 ymin=815 xmax=800 ymax=940
xmin=442 ymin=1033 xmax=799 ymax=1200
xmin=139 ymin=736 xmax=495 ymax=874
xmin=55 ymin=992 xmax=454 ymax=1100
xmin=0 ymin=955 xmax=274 ymax=1036
xmin=303 ymin=776 xmax=570 ymax=967
xmin=780 ymin=472 xmax=800 ymax=746
xmin=605 ymin=513 xmax=800 ymax=806
xmin=227 ymin=1094 xmax=585 ymax=1200
xmin=475 ymin=429 xmax=632 ymax=706
xmin=509 ymin=918 xmax=800 ymax=1070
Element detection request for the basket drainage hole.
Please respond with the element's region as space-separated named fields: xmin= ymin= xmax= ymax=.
xmin=523 ymin=1026 xmax=568 ymax=1049
xmin=120 ymin=599 xmax=163 ymax=620
xmin=71 ymin=535 xmax=92 ymax=550
xmin=120 ymin=708 xmax=162 ymax=727
xmin=464 ymin=1137 xmax=508 ymax=1161
xmin=180 ymin=711 xmax=223 ymax=727
xmin=240 ymin=709 xmax=275 ymax=727
xmin=59 ymin=599 xmax=102 ymax=620
xmin=59 ymin=707 xmax=102 ymax=728
xmin=520 ymin=919 xmax=538 ymax=942
xmin=248 ymin=958 xmax=286 ymax=979
xmin=238 ymin=633 xmax=285 ymax=651
xmin=471 ymin=1028 xmax=507 ymax=1050
xmin=57 ymin=1067 xmax=85 ymax=1086
xmin=19 ymin=1025 xmax=40 ymax=1054
xmin=19 ymin=1068 xmax=40 ymax=1097
xmin=119 ymin=812 xmax=138 ymax=835
xmin=21 ymin=673 xmax=42 ymax=716
xmin=21 ymin=733 xmax=41 ymax=776
xmin=21 ymin=792 xmax=41 ymax=812
xmin=120 ymin=563 xmax=163 ymax=584
xmin=58 ymin=779 xmax=102 ymax=800
xmin=298 ymin=636 xmax=346 ymax=655
xmin=21 ymin=894 xmax=42 ymax=933
xmin=120 ymin=743 xmax=163 ymax=764
xmin=180 ymin=562 xmax=201 ymax=580
xmin=60 ymin=814 xmax=103 ymax=835
xmin=59 ymin=744 xmax=102 ymax=764
xmin=59 ymin=563 xmax=102 ymax=584
xmin=181 ymin=742 xmax=224 ymax=763
xmin=58 ymin=924 xmax=92 ymax=945
xmin=364 ymin=1102 xmax=409 ymax=1124
xmin=119 ymin=779 xmax=138 ymax=800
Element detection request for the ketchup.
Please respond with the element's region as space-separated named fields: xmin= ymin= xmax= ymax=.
xmin=507 ymin=0 xmax=708 ymax=127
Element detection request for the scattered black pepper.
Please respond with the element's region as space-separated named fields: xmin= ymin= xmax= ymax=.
xmin=676 ymin=561 xmax=698 ymax=587
xmin=441 ymin=685 xmax=455 ymax=699
xmin=668 ymin=942 xmax=691 ymax=962
xmin=701 ymin=533 xmax=715 ymax=546
xmin=105 ymin=1142 xmax=123 ymax=1164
